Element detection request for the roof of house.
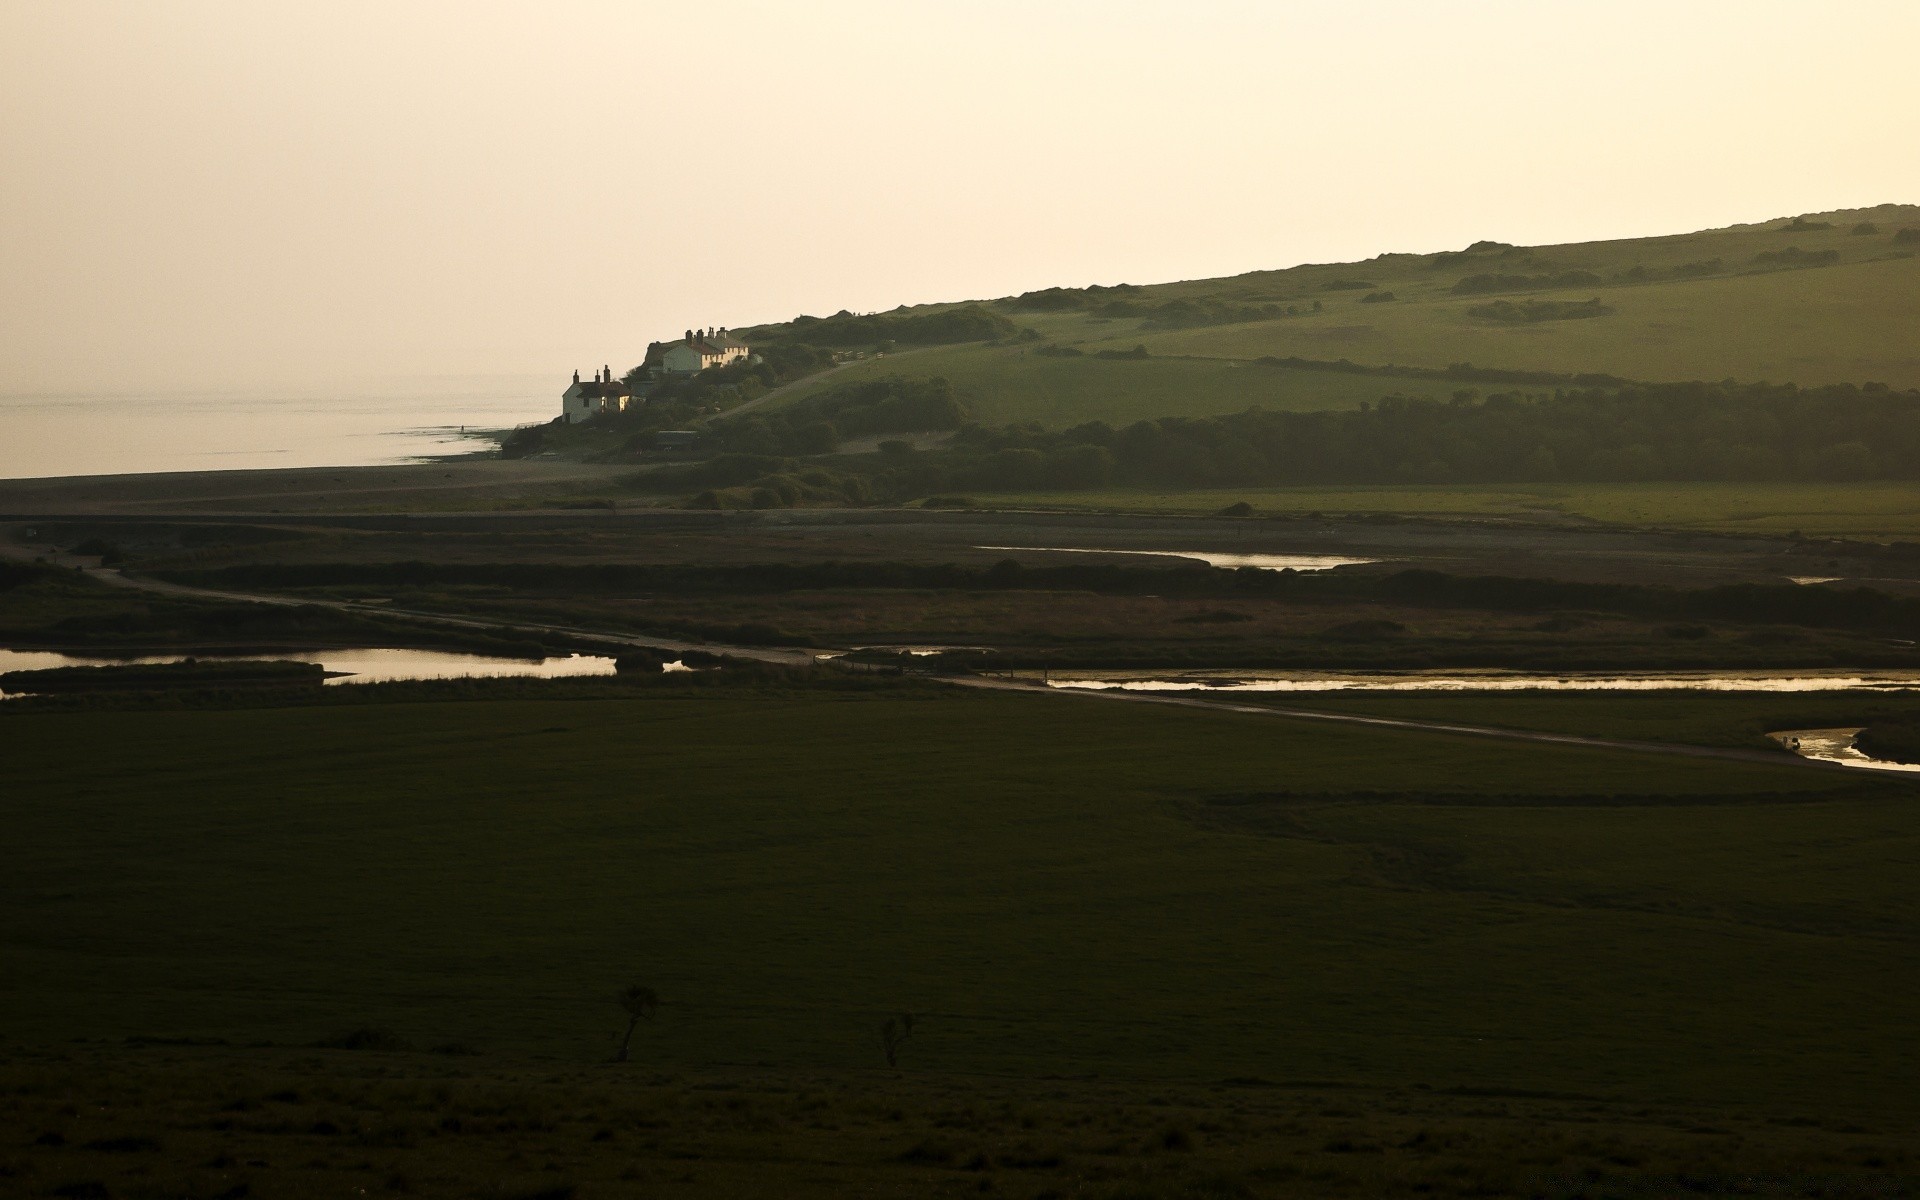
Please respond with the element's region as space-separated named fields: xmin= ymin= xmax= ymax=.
xmin=568 ymin=380 xmax=630 ymax=399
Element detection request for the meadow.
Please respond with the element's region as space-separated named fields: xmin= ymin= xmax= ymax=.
xmin=1091 ymin=254 xmax=1920 ymax=391
xmin=765 ymin=342 xmax=1393 ymax=427
xmin=751 ymin=205 xmax=1920 ymax=434
xmin=4 ymin=686 xmax=1911 ymax=1103
xmin=7 ymin=682 xmax=1920 ymax=1196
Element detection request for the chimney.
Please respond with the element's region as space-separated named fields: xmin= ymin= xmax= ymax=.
xmin=603 ymin=364 xmax=611 ymax=383
xmin=685 ymin=328 xmax=693 ymax=343
xmin=572 ymin=369 xmax=580 ymax=384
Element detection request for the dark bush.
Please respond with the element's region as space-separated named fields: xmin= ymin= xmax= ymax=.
xmin=1452 ymin=270 xmax=1601 ymax=294
xmin=313 ymin=1027 xmax=409 ymax=1051
xmin=1754 ymin=247 xmax=1839 ymax=267
xmin=1468 ymin=298 xmax=1611 ymax=323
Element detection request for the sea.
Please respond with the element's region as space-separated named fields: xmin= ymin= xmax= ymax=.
xmin=0 ymin=376 xmax=552 ymax=480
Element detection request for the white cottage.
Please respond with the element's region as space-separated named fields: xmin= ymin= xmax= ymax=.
xmin=561 ymin=366 xmax=634 ymax=423
xmin=656 ymin=328 xmax=750 ymax=376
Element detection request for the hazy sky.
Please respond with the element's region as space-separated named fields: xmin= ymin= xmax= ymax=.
xmin=3 ymin=0 xmax=1916 ymax=393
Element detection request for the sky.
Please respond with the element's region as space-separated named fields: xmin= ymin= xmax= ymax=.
xmin=3 ymin=0 xmax=1917 ymax=394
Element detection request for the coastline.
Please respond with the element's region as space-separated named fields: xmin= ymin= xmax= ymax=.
xmin=0 ymin=458 xmax=640 ymax=516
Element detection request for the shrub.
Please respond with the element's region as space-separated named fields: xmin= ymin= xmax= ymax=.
xmin=1894 ymin=227 xmax=1920 ymax=245
xmin=1753 ymin=247 xmax=1839 ymax=266
xmin=1359 ymin=291 xmax=1396 ymax=303
xmin=1672 ymin=258 xmax=1722 ymax=277
xmin=1452 ymin=270 xmax=1601 ymax=294
xmin=1467 ymin=298 xmax=1611 ymax=323
xmin=313 ymin=1027 xmax=409 ymax=1051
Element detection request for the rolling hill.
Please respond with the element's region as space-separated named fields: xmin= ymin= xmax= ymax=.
xmin=753 ymin=203 xmax=1920 ymax=426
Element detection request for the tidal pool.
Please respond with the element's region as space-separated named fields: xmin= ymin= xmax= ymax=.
xmin=976 ymin=546 xmax=1377 ymax=571
xmin=1768 ymin=727 xmax=1920 ymax=774
xmin=1045 ymin=669 xmax=1920 ymax=694
xmin=0 ymin=647 xmax=617 ymax=696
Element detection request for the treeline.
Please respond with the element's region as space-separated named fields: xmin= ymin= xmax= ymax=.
xmin=1252 ymin=356 xmax=1635 ymax=389
xmin=1005 ymin=381 xmax=1920 ymax=487
xmin=1070 ymin=380 xmax=1910 ymax=488
xmin=691 ymin=378 xmax=1920 ymax=503
xmin=1005 ymin=283 xmax=1144 ymax=311
xmin=679 ymin=376 xmax=968 ymax=461
xmin=152 ymin=561 xmax=1920 ymax=637
xmin=1453 ymin=270 xmax=1602 ymax=294
xmin=1467 ymin=298 xmax=1611 ymax=323
xmin=777 ymin=304 xmax=1018 ymax=347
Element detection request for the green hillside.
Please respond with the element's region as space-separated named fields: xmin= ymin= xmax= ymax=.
xmin=774 ymin=343 xmax=1395 ymax=426
xmin=755 ymin=204 xmax=1920 ymax=428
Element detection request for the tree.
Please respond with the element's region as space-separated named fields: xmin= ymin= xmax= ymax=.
xmin=612 ymin=984 xmax=658 ymax=1063
xmin=880 ymin=1012 xmax=915 ymax=1068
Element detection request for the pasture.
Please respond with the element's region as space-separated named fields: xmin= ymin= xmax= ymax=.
xmin=6 ymin=685 xmax=1915 ymax=1115
xmin=764 ymin=342 xmax=1393 ymax=427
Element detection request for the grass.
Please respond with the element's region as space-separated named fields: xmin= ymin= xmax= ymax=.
xmin=1066 ymin=205 xmax=1920 ymax=389
xmin=9 ymin=1045 xmax=1916 ymax=1199
xmin=5 ymin=686 xmax=1914 ymax=1112
xmin=752 ymin=205 xmax=1920 ymax=431
xmin=1094 ymin=255 xmax=1920 ymax=390
xmin=960 ymin=480 xmax=1920 ymax=539
xmin=765 ymin=340 xmax=1393 ymax=426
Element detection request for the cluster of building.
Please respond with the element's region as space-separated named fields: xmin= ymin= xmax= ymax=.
xmin=560 ymin=327 xmax=752 ymax=424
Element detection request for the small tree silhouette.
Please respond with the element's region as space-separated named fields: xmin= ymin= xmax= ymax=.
xmin=880 ymin=1012 xmax=915 ymax=1068
xmin=612 ymin=984 xmax=658 ymax=1063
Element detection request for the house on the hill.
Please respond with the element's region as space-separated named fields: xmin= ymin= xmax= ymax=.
xmin=561 ymin=366 xmax=633 ymax=423
xmin=654 ymin=327 xmax=751 ymax=376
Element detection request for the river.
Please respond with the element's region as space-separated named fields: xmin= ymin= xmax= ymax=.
xmin=0 ymin=647 xmax=617 ymax=697
xmin=1044 ymin=669 xmax=1920 ymax=693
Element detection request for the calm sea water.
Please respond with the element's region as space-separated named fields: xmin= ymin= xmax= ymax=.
xmin=0 ymin=377 xmax=552 ymax=480
xmin=0 ymin=647 xmax=618 ymax=696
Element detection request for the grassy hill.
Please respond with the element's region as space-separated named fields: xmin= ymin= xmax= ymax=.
xmin=756 ymin=204 xmax=1920 ymax=427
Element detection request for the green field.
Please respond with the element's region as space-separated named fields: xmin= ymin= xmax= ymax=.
xmin=962 ymin=480 xmax=1920 ymax=539
xmin=766 ymin=342 xmax=1394 ymax=427
xmin=1087 ymin=255 xmax=1920 ymax=390
xmin=7 ymin=686 xmax=1915 ymax=1112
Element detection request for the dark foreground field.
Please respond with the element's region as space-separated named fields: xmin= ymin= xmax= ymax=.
xmin=6 ymin=683 xmax=1920 ymax=1196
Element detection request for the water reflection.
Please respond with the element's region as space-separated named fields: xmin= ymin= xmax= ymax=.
xmin=0 ymin=647 xmax=616 ymax=696
xmin=1047 ymin=669 xmax=1920 ymax=694
xmin=1768 ymin=727 xmax=1920 ymax=774
xmin=976 ymin=546 xmax=1377 ymax=571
